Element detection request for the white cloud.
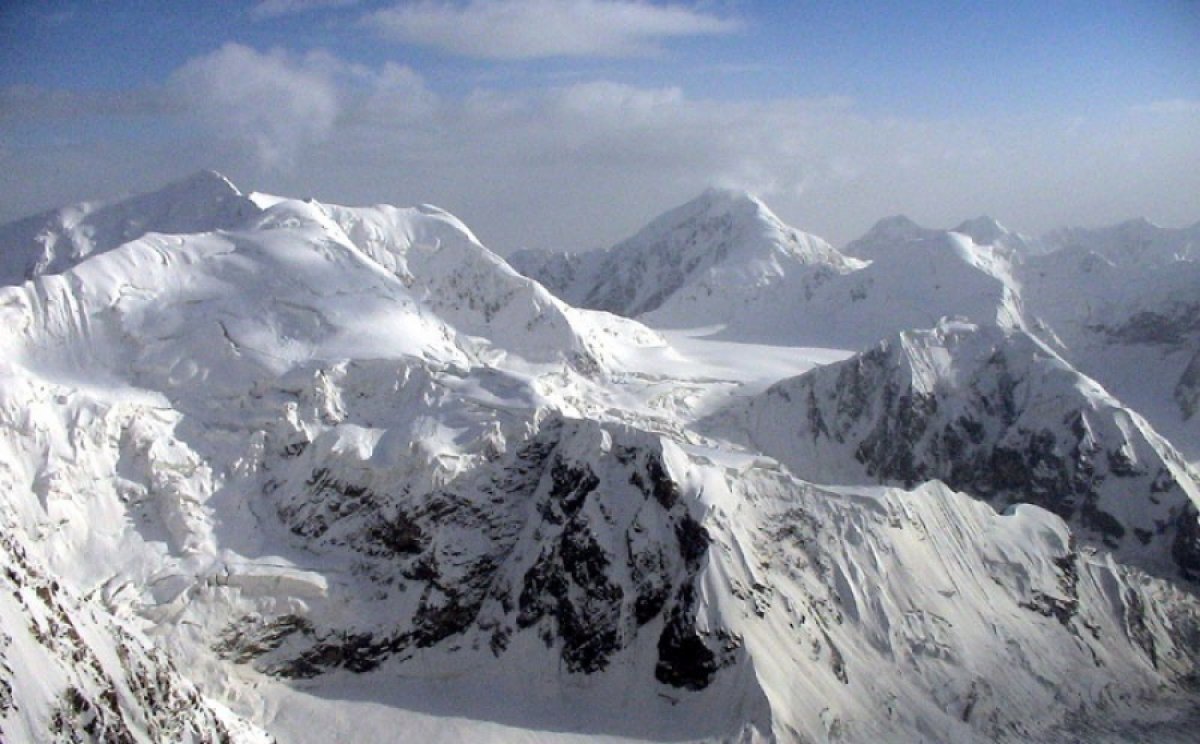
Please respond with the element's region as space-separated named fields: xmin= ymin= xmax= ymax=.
xmin=5 ymin=47 xmax=1199 ymax=252
xmin=250 ymin=0 xmax=359 ymax=19
xmin=166 ymin=44 xmax=434 ymax=169
xmin=365 ymin=0 xmax=741 ymax=59
xmin=170 ymin=44 xmax=342 ymax=168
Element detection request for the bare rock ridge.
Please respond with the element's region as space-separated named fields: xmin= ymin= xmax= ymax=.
xmin=710 ymin=320 xmax=1200 ymax=579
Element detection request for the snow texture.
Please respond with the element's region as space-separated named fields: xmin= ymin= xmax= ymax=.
xmin=1 ymin=173 xmax=1198 ymax=743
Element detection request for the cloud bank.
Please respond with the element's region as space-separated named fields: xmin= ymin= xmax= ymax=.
xmin=365 ymin=0 xmax=741 ymax=59
xmin=2 ymin=45 xmax=1198 ymax=252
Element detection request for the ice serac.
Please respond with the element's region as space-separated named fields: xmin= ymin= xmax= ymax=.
xmin=0 ymin=170 xmax=260 ymax=286
xmin=513 ymin=187 xmax=861 ymax=326
xmin=713 ymin=319 xmax=1200 ymax=578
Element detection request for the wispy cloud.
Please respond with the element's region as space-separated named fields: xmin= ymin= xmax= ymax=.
xmin=5 ymin=46 xmax=1199 ymax=250
xmin=168 ymin=44 xmax=344 ymax=168
xmin=250 ymin=0 xmax=359 ymax=19
xmin=165 ymin=44 xmax=434 ymax=168
xmin=364 ymin=0 xmax=741 ymax=59
xmin=1131 ymin=99 xmax=1200 ymax=115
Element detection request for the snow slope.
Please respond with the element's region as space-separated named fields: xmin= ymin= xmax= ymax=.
xmin=709 ymin=320 xmax=1200 ymax=578
xmin=1022 ymin=220 xmax=1200 ymax=462
xmin=512 ymin=188 xmax=861 ymax=328
xmin=2 ymin=174 xmax=1199 ymax=743
xmin=0 ymin=171 xmax=260 ymax=286
xmin=721 ymin=229 xmax=1026 ymax=348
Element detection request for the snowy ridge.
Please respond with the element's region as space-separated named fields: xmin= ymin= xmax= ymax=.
xmin=1044 ymin=218 xmax=1200 ymax=265
xmin=721 ymin=230 xmax=1026 ymax=348
xmin=1021 ymin=221 xmax=1200 ymax=463
xmin=2 ymin=174 xmax=1199 ymax=742
xmin=842 ymin=214 xmax=942 ymax=261
xmin=0 ymin=171 xmax=260 ymax=286
xmin=710 ymin=320 xmax=1200 ymax=577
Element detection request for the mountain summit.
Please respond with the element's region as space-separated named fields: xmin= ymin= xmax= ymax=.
xmin=0 ymin=170 xmax=258 ymax=285
xmin=512 ymin=188 xmax=860 ymax=326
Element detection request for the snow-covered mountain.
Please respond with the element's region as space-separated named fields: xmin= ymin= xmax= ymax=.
xmin=0 ymin=170 xmax=260 ymax=286
xmin=709 ymin=320 xmax=1200 ymax=578
xmin=2 ymin=174 xmax=1200 ymax=742
xmin=512 ymin=188 xmax=861 ymax=327
xmin=1021 ymin=219 xmax=1200 ymax=463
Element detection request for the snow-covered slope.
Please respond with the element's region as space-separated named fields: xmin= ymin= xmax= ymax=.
xmin=1021 ymin=220 xmax=1200 ymax=462
xmin=0 ymin=528 xmax=269 ymax=743
xmin=1044 ymin=218 xmax=1200 ymax=264
xmin=0 ymin=171 xmax=261 ymax=286
xmin=516 ymin=202 xmax=1029 ymax=350
xmin=721 ymin=229 xmax=1026 ymax=348
xmin=512 ymin=188 xmax=861 ymax=327
xmin=846 ymin=214 xmax=1041 ymax=262
xmin=710 ymin=320 xmax=1200 ymax=578
xmin=2 ymin=175 xmax=1199 ymax=743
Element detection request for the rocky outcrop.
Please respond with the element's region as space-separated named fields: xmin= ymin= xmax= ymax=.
xmin=0 ymin=530 xmax=264 ymax=743
xmin=229 ymin=416 xmax=732 ymax=688
xmin=718 ymin=321 xmax=1200 ymax=578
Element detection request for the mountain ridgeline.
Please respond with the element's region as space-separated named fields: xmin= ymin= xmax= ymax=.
xmin=0 ymin=173 xmax=1198 ymax=743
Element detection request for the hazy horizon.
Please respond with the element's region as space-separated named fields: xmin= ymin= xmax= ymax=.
xmin=2 ymin=0 xmax=1197 ymax=252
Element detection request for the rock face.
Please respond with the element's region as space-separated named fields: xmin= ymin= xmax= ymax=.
xmin=715 ymin=320 xmax=1200 ymax=577
xmin=1177 ymin=349 xmax=1200 ymax=421
xmin=231 ymin=415 xmax=730 ymax=688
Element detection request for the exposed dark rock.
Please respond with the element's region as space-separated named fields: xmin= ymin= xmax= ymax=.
xmin=655 ymin=585 xmax=740 ymax=690
xmin=1176 ymin=349 xmax=1200 ymax=420
xmin=214 ymin=614 xmax=314 ymax=664
xmin=262 ymin=416 xmax=723 ymax=687
xmin=735 ymin=326 xmax=1200 ymax=577
xmin=1173 ymin=505 xmax=1200 ymax=581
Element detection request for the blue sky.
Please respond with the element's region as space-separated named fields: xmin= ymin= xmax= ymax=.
xmin=1 ymin=0 xmax=1198 ymax=249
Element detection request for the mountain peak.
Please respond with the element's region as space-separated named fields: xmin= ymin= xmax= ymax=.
xmin=869 ymin=214 xmax=924 ymax=234
xmin=697 ymin=185 xmax=765 ymax=208
xmin=843 ymin=215 xmax=936 ymax=260
xmin=953 ymin=215 xmax=1008 ymax=245
xmin=161 ymin=169 xmax=242 ymax=197
xmin=0 ymin=169 xmax=255 ymax=285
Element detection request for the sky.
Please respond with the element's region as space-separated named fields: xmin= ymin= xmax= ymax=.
xmin=1 ymin=0 xmax=1198 ymax=251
